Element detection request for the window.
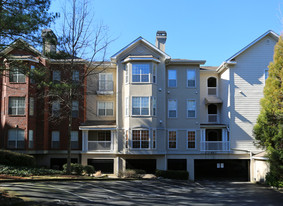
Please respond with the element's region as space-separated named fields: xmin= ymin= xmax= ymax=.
xmin=168 ymin=100 xmax=177 ymax=118
xmin=208 ymin=104 xmax=218 ymax=122
xmin=29 ymin=130 xmax=33 ymax=149
xmin=72 ymin=70 xmax=79 ymax=82
xmin=187 ymin=100 xmax=196 ymax=118
xmin=9 ymin=97 xmax=25 ymax=115
xmin=51 ymin=131 xmax=60 ymax=149
xmin=52 ymin=101 xmax=60 ymax=117
xmin=53 ymin=70 xmax=61 ymax=83
xmin=125 ymin=130 xmax=129 ymax=148
xmin=168 ymin=70 xmax=177 ymax=87
xmin=152 ymin=130 xmax=156 ymax=149
xmin=168 ymin=130 xmax=177 ymax=149
xmin=153 ymin=65 xmax=157 ymax=83
xmin=71 ymin=131 xmax=79 ymax=149
xmin=265 ymin=69 xmax=269 ymax=81
xmin=72 ymin=100 xmax=79 ymax=118
xmin=152 ymin=97 xmax=157 ymax=116
xmin=125 ymin=64 xmax=129 ymax=83
xmin=132 ymin=97 xmax=149 ymax=116
xmin=98 ymin=102 xmax=113 ymax=116
xmin=187 ymin=70 xmax=196 ymax=87
xmin=99 ymin=73 xmax=113 ymax=91
xmin=132 ymin=130 xmax=149 ymax=149
xmin=9 ymin=68 xmax=25 ymax=83
xmin=208 ymin=77 xmax=217 ymax=95
xmin=88 ymin=131 xmax=111 ymax=151
xmin=29 ymin=97 xmax=34 ymax=116
xmin=30 ymin=65 xmax=35 ymax=84
xmin=187 ymin=131 xmax=196 ymax=148
xmin=8 ymin=129 xmax=25 ymax=149
xmin=125 ymin=97 xmax=129 ymax=116
xmin=132 ymin=64 xmax=150 ymax=82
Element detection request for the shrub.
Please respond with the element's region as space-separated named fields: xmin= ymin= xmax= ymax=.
xmin=0 ymin=150 xmax=35 ymax=167
xmin=119 ymin=169 xmax=146 ymax=178
xmin=83 ymin=165 xmax=95 ymax=175
xmin=266 ymin=172 xmax=283 ymax=188
xmin=155 ymin=170 xmax=189 ymax=180
xmin=63 ymin=163 xmax=84 ymax=175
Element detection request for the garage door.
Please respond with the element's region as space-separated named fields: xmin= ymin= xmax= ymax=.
xmin=195 ymin=159 xmax=249 ymax=181
xmin=88 ymin=159 xmax=114 ymax=174
xmin=126 ymin=159 xmax=156 ymax=174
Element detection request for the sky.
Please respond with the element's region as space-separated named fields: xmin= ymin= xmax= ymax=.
xmin=49 ymin=0 xmax=283 ymax=66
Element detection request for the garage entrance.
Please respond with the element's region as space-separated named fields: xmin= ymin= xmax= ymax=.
xmin=88 ymin=159 xmax=114 ymax=174
xmin=126 ymin=159 xmax=156 ymax=174
xmin=167 ymin=159 xmax=187 ymax=171
xmin=195 ymin=159 xmax=250 ymax=181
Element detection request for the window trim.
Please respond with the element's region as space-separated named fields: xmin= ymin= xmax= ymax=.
xmin=72 ymin=100 xmax=79 ymax=118
xmin=131 ymin=96 xmax=150 ymax=116
xmin=8 ymin=97 xmax=26 ymax=116
xmin=168 ymin=69 xmax=177 ymax=88
xmin=187 ymin=69 xmax=196 ymax=88
xmin=8 ymin=128 xmax=25 ymax=149
xmin=51 ymin=131 xmax=60 ymax=149
xmin=97 ymin=101 xmax=114 ymax=116
xmin=168 ymin=99 xmax=177 ymax=118
xmin=168 ymin=130 xmax=177 ymax=149
xmin=132 ymin=63 xmax=151 ymax=83
xmin=125 ymin=97 xmax=129 ymax=116
xmin=152 ymin=129 xmax=156 ymax=149
xmin=207 ymin=76 xmax=218 ymax=96
xmin=187 ymin=130 xmax=196 ymax=149
xmin=131 ymin=129 xmax=150 ymax=150
xmin=9 ymin=68 xmax=26 ymax=83
xmin=98 ymin=73 xmax=113 ymax=92
xmin=187 ymin=99 xmax=196 ymax=118
xmin=52 ymin=70 xmax=61 ymax=83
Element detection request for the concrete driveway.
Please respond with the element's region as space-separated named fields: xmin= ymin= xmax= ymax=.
xmin=1 ymin=179 xmax=283 ymax=205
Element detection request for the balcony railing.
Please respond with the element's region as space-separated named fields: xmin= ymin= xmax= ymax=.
xmin=88 ymin=141 xmax=112 ymax=151
xmin=200 ymin=141 xmax=230 ymax=151
xmin=208 ymin=114 xmax=218 ymax=123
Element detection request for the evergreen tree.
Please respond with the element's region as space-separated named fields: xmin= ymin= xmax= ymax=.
xmin=254 ymin=35 xmax=283 ymax=186
xmin=0 ymin=0 xmax=57 ymax=48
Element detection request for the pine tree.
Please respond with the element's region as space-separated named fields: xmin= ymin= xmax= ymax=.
xmin=254 ymin=35 xmax=283 ymax=186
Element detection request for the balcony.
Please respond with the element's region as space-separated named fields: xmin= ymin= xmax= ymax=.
xmin=200 ymin=141 xmax=230 ymax=151
xmin=88 ymin=141 xmax=112 ymax=151
xmin=97 ymin=80 xmax=113 ymax=95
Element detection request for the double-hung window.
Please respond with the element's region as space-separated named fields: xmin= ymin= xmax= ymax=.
xmin=99 ymin=73 xmax=113 ymax=91
xmin=168 ymin=130 xmax=177 ymax=149
xmin=168 ymin=100 xmax=177 ymax=118
xmin=98 ymin=102 xmax=113 ymax=116
xmin=168 ymin=70 xmax=177 ymax=87
xmin=207 ymin=77 xmax=217 ymax=95
xmin=52 ymin=101 xmax=60 ymax=117
xmin=72 ymin=100 xmax=79 ymax=118
xmin=71 ymin=131 xmax=79 ymax=149
xmin=187 ymin=70 xmax=196 ymax=87
xmin=9 ymin=97 xmax=25 ymax=115
xmin=187 ymin=100 xmax=196 ymax=118
xmin=51 ymin=131 xmax=60 ymax=149
xmin=132 ymin=64 xmax=150 ymax=83
xmin=29 ymin=130 xmax=34 ymax=149
xmin=132 ymin=97 xmax=149 ymax=116
xmin=9 ymin=68 xmax=25 ymax=83
xmin=53 ymin=70 xmax=61 ymax=83
xmin=72 ymin=70 xmax=79 ymax=82
xmin=29 ymin=97 xmax=34 ymax=116
xmin=152 ymin=97 xmax=157 ymax=116
xmin=8 ymin=129 xmax=25 ymax=149
xmin=187 ymin=130 xmax=196 ymax=149
xmin=132 ymin=130 xmax=149 ymax=149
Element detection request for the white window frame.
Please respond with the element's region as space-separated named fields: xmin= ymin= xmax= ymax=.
xmin=9 ymin=68 xmax=25 ymax=83
xmin=72 ymin=100 xmax=79 ymax=118
xmin=187 ymin=99 xmax=196 ymax=118
xmin=51 ymin=131 xmax=60 ymax=149
xmin=187 ymin=69 xmax=196 ymax=88
xmin=131 ymin=129 xmax=150 ymax=149
xmin=97 ymin=101 xmax=114 ymax=116
xmin=168 ymin=99 xmax=177 ymax=118
xmin=52 ymin=70 xmax=61 ymax=83
xmin=8 ymin=129 xmax=25 ymax=149
xmin=71 ymin=131 xmax=79 ymax=149
xmin=29 ymin=97 xmax=34 ymax=116
xmin=72 ymin=70 xmax=79 ymax=82
xmin=125 ymin=64 xmax=129 ymax=84
xmin=153 ymin=64 xmax=157 ymax=84
xmin=208 ymin=104 xmax=218 ymax=123
xmin=99 ymin=73 xmax=113 ymax=91
xmin=152 ymin=97 xmax=157 ymax=116
xmin=125 ymin=97 xmax=129 ymax=116
xmin=29 ymin=130 xmax=34 ymax=149
xmin=132 ymin=63 xmax=151 ymax=83
xmin=168 ymin=70 xmax=177 ymax=87
xmin=207 ymin=77 xmax=217 ymax=96
xmin=8 ymin=97 xmax=25 ymax=115
xmin=30 ymin=65 xmax=35 ymax=84
xmin=168 ymin=130 xmax=177 ymax=149
xmin=131 ymin=96 xmax=150 ymax=116
xmin=187 ymin=130 xmax=196 ymax=149
xmin=125 ymin=130 xmax=129 ymax=149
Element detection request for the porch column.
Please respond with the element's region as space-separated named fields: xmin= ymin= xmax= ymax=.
xmin=82 ymin=130 xmax=88 ymax=152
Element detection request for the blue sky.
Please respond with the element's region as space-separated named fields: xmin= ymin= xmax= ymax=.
xmin=50 ymin=0 xmax=283 ymax=66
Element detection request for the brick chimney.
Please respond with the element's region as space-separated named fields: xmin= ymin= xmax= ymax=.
xmin=155 ymin=31 xmax=167 ymax=52
xmin=41 ymin=29 xmax=57 ymax=55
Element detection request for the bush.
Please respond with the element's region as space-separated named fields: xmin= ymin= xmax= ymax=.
xmin=0 ymin=150 xmax=35 ymax=167
xmin=63 ymin=163 xmax=84 ymax=175
xmin=266 ymin=172 xmax=283 ymax=188
xmin=155 ymin=170 xmax=189 ymax=180
xmin=0 ymin=164 xmax=62 ymax=177
xmin=83 ymin=165 xmax=95 ymax=175
xmin=119 ymin=169 xmax=146 ymax=178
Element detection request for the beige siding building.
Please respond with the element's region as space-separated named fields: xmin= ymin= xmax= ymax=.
xmin=80 ymin=30 xmax=279 ymax=181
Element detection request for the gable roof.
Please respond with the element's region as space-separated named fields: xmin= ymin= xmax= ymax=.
xmin=217 ymin=30 xmax=279 ymax=72
xmin=111 ymin=36 xmax=171 ymax=62
xmin=0 ymin=38 xmax=43 ymax=57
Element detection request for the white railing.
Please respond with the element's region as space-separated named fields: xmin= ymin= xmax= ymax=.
xmin=88 ymin=141 xmax=112 ymax=151
xmin=208 ymin=114 xmax=218 ymax=123
xmin=200 ymin=141 xmax=230 ymax=151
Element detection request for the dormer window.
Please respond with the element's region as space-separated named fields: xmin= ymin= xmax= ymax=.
xmin=132 ymin=63 xmax=150 ymax=83
xmin=208 ymin=77 xmax=217 ymax=95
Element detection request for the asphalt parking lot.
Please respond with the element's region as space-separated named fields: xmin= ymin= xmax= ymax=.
xmin=1 ymin=179 xmax=283 ymax=205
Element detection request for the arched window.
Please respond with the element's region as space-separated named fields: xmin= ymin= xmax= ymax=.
xmin=208 ymin=104 xmax=218 ymax=122
xmin=207 ymin=77 xmax=217 ymax=95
